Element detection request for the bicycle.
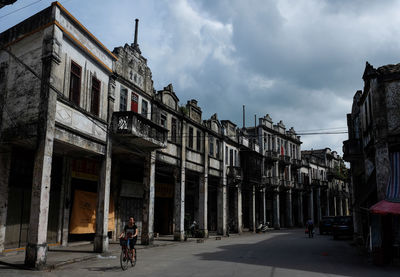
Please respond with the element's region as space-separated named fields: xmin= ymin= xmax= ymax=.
xmin=120 ymin=238 xmax=137 ymax=270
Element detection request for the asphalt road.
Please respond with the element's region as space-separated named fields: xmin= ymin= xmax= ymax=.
xmin=2 ymin=229 xmax=399 ymax=277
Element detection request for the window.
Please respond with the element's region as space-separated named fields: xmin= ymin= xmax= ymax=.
xmin=188 ymin=127 xmax=193 ymax=148
xmin=196 ymin=130 xmax=201 ymax=151
xmin=234 ymin=150 xmax=238 ymax=166
xmin=225 ymin=146 xmax=228 ymax=164
xmin=171 ymin=118 xmax=177 ymax=143
xmin=160 ymin=114 xmax=167 ymax=128
xmin=209 ymin=136 xmax=214 ymax=156
xmin=216 ymin=140 xmax=220 ymax=158
xmin=120 ymin=87 xmax=128 ymax=111
xmin=141 ymin=99 xmax=148 ymax=117
xmin=230 ymin=149 xmax=233 ymax=166
xmin=90 ymin=77 xmax=101 ymax=116
xmin=69 ymin=61 xmax=81 ymax=106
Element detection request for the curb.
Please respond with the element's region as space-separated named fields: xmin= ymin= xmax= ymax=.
xmin=45 ymin=240 xmax=185 ymax=271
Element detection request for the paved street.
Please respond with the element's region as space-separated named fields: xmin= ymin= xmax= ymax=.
xmin=1 ymin=229 xmax=399 ymax=277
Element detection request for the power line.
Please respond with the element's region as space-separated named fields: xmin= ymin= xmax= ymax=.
xmin=0 ymin=0 xmax=43 ymax=20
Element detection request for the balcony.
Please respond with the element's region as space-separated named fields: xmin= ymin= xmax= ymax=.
xmin=281 ymin=179 xmax=292 ymax=189
xmin=279 ymin=155 xmax=291 ymax=165
xmin=343 ymin=139 xmax=363 ymax=162
xmin=265 ymin=150 xmax=279 ymax=161
xmin=292 ymin=158 xmax=302 ymax=168
xmin=227 ymin=166 xmax=243 ymax=182
xmin=265 ymin=177 xmax=279 ymax=187
xmin=111 ymin=112 xmax=168 ymax=151
xmin=311 ymin=178 xmax=320 ymax=186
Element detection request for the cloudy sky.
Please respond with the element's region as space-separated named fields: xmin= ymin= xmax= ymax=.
xmin=2 ymin=0 xmax=400 ymax=154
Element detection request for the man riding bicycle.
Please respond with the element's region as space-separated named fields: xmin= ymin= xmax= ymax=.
xmin=120 ymin=217 xmax=138 ymax=261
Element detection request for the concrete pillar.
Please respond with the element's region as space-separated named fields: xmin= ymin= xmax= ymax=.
xmin=338 ymin=197 xmax=343 ymax=216
xmin=273 ymin=188 xmax=280 ymax=229
xmin=333 ymin=196 xmax=337 ymax=216
xmin=0 ymin=147 xmax=12 ymax=252
xmin=141 ymin=151 xmax=156 ymax=245
xmin=316 ymin=187 xmax=321 ymax=224
xmin=173 ymin=168 xmax=185 ymax=241
xmin=236 ymin=184 xmax=243 ymax=233
xmin=308 ymin=189 xmax=314 ymax=222
xmin=25 ymin=49 xmax=57 ymax=269
xmin=217 ymin=178 xmax=227 ymax=236
xmin=345 ymin=198 xmax=349 ymax=216
xmin=61 ymin=157 xmax=71 ymax=246
xmin=249 ymin=185 xmax=256 ymax=232
xmin=286 ymin=189 xmax=293 ymax=227
xmin=94 ymin=140 xmax=112 ymax=253
xmin=198 ymin=132 xmax=209 ymax=237
xmin=297 ymin=191 xmax=303 ymax=227
xmin=326 ymin=189 xmax=330 ymax=216
xmin=262 ymin=188 xmax=266 ymax=224
xmin=198 ymin=175 xmax=208 ymax=237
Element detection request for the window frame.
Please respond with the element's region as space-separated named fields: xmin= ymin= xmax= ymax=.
xmin=69 ymin=60 xmax=82 ymax=106
xmin=90 ymin=76 xmax=101 ymax=116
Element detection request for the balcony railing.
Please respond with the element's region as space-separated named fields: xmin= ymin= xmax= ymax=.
xmin=265 ymin=150 xmax=279 ymax=161
xmin=265 ymin=177 xmax=279 ymax=187
xmin=292 ymin=158 xmax=302 ymax=168
xmin=112 ymin=111 xmax=168 ymax=150
xmin=279 ymin=155 xmax=291 ymax=165
xmin=227 ymin=166 xmax=242 ymax=182
xmin=311 ymin=178 xmax=320 ymax=186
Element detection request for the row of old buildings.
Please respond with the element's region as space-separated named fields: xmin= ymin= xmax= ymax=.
xmin=344 ymin=62 xmax=400 ymax=265
xmin=0 ymin=2 xmax=349 ymax=269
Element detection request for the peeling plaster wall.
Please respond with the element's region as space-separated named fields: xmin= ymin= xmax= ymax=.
xmin=385 ymin=82 xmax=400 ymax=135
xmin=0 ymin=30 xmax=45 ymax=135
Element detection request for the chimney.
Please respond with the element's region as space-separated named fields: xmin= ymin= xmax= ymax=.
xmin=134 ymin=19 xmax=139 ymax=47
xmin=133 ymin=19 xmax=141 ymax=53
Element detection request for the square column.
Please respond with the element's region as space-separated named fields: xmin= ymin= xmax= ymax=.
xmin=338 ymin=197 xmax=343 ymax=216
xmin=308 ymin=189 xmax=314 ymax=222
xmin=0 ymin=147 xmax=11 ymax=252
xmin=285 ymin=189 xmax=293 ymax=227
xmin=262 ymin=188 xmax=266 ymax=224
xmin=94 ymin=140 xmax=112 ymax=253
xmin=198 ymin=131 xmax=209 ymax=238
xmin=316 ymin=187 xmax=321 ymax=224
xmin=333 ymin=196 xmax=337 ymax=216
xmin=297 ymin=191 xmax=303 ymax=227
xmin=217 ymin=179 xmax=227 ymax=236
xmin=173 ymin=168 xmax=185 ymax=241
xmin=61 ymin=157 xmax=71 ymax=246
xmin=250 ymin=185 xmax=256 ymax=232
xmin=141 ymin=151 xmax=156 ymax=245
xmin=25 ymin=52 xmax=57 ymax=269
xmin=236 ymin=185 xmax=243 ymax=233
xmin=326 ymin=190 xmax=330 ymax=216
xmin=273 ymin=188 xmax=280 ymax=229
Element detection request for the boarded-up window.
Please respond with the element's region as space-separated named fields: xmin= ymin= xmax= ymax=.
xmin=196 ymin=130 xmax=201 ymax=151
xmin=70 ymin=61 xmax=81 ymax=106
xmin=91 ymin=77 xmax=101 ymax=116
xmin=171 ymin=117 xmax=177 ymax=143
xmin=188 ymin=127 xmax=193 ymax=148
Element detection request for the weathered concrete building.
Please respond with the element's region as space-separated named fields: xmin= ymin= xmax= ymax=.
xmin=301 ymin=148 xmax=350 ymax=226
xmin=344 ymin=62 xmax=400 ymax=265
xmin=0 ymin=2 xmax=348 ymax=270
xmin=0 ymin=2 xmax=116 ymax=268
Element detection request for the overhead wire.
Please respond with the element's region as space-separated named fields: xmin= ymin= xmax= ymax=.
xmin=0 ymin=0 xmax=43 ymax=20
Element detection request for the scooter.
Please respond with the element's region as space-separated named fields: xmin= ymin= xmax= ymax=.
xmin=256 ymin=222 xmax=270 ymax=233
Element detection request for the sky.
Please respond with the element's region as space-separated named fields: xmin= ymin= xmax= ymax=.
xmin=2 ymin=0 xmax=400 ymax=155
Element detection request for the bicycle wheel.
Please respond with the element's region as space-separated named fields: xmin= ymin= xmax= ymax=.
xmin=120 ymin=249 xmax=129 ymax=271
